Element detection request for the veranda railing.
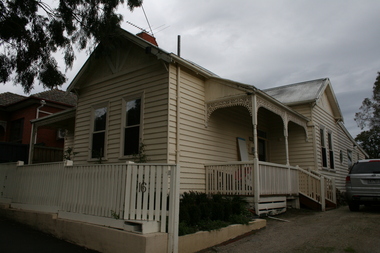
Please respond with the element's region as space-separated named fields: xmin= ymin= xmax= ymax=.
xmin=298 ymin=167 xmax=336 ymax=211
xmin=205 ymin=160 xmax=299 ymax=196
xmin=206 ymin=160 xmax=336 ymax=212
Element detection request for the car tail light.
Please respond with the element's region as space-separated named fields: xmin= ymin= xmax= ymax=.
xmin=346 ymin=176 xmax=351 ymax=182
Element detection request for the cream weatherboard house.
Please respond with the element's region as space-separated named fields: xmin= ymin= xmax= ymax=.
xmin=1 ymin=28 xmax=368 ymax=253
xmin=29 ymin=29 xmax=366 ymax=210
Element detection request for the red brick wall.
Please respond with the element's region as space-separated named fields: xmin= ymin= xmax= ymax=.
xmin=5 ymin=103 xmax=69 ymax=148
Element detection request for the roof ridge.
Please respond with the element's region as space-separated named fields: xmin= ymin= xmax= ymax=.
xmin=263 ymin=77 xmax=328 ymax=91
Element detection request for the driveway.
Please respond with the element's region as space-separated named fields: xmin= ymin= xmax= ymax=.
xmin=205 ymin=206 xmax=380 ymax=253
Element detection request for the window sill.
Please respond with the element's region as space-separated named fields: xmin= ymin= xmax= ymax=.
xmin=87 ymin=158 xmax=108 ymax=163
xmin=321 ymin=167 xmax=336 ymax=173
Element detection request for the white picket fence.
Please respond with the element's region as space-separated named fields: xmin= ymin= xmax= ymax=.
xmin=0 ymin=161 xmax=180 ymax=253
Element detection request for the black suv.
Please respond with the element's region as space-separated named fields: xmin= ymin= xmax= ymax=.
xmin=346 ymin=159 xmax=380 ymax=211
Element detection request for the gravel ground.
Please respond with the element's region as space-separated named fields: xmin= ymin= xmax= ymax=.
xmin=204 ymin=205 xmax=380 ymax=253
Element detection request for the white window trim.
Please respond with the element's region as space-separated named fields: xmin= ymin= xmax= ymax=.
xmin=119 ymin=93 xmax=144 ymax=159
xmin=327 ymin=130 xmax=335 ymax=170
xmin=88 ymin=102 xmax=109 ymax=161
xmin=320 ymin=126 xmax=328 ymax=168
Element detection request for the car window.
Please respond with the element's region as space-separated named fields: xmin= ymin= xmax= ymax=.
xmin=350 ymin=162 xmax=380 ymax=174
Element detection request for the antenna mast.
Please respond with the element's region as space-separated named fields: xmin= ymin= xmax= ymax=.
xmin=141 ymin=5 xmax=154 ymax=36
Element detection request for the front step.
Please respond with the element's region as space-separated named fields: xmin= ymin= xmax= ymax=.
xmin=299 ymin=193 xmax=322 ymax=211
xmin=123 ymin=220 xmax=160 ymax=234
xmin=256 ymin=196 xmax=287 ymax=216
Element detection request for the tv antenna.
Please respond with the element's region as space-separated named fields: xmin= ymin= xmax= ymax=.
xmin=141 ymin=5 xmax=154 ymax=36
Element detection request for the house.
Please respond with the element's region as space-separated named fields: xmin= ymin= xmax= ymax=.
xmin=29 ymin=28 xmax=366 ymax=211
xmin=0 ymin=28 xmax=369 ymax=253
xmin=0 ymin=89 xmax=77 ymax=163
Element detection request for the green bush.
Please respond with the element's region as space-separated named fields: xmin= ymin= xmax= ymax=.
xmin=178 ymin=192 xmax=252 ymax=236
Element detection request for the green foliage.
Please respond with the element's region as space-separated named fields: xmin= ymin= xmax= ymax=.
xmin=355 ymin=126 xmax=380 ymax=158
xmin=355 ymin=72 xmax=380 ymax=129
xmin=63 ymin=147 xmax=78 ymax=160
xmin=0 ymin=0 xmax=143 ymax=93
xmin=355 ymin=72 xmax=380 ymax=157
xmin=132 ymin=143 xmax=148 ymax=163
xmin=110 ymin=210 xmax=120 ymax=219
xmin=178 ymin=192 xmax=251 ymax=236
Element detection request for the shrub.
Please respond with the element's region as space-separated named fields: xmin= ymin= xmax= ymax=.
xmin=178 ymin=192 xmax=252 ymax=236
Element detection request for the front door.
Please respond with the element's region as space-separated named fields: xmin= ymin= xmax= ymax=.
xmin=258 ymin=138 xmax=266 ymax=161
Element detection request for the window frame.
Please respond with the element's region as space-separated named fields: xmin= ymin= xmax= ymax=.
xmin=320 ymin=127 xmax=327 ymax=168
xmin=347 ymin=149 xmax=353 ymax=169
xmin=120 ymin=93 xmax=144 ymax=159
xmin=89 ymin=102 xmax=109 ymax=161
xmin=327 ymin=131 xmax=335 ymax=169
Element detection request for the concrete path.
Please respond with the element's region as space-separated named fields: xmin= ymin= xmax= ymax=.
xmin=204 ymin=205 xmax=380 ymax=253
xmin=0 ymin=217 xmax=99 ymax=253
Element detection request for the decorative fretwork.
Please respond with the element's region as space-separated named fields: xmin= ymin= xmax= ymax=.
xmin=288 ymin=114 xmax=309 ymax=141
xmin=256 ymin=95 xmax=309 ymax=141
xmin=256 ymin=96 xmax=286 ymax=120
xmin=206 ymin=95 xmax=252 ymax=123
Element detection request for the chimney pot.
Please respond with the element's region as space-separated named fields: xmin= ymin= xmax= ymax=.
xmin=136 ymin=32 xmax=158 ymax=46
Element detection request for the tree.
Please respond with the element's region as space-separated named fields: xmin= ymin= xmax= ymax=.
xmin=355 ymin=126 xmax=380 ymax=158
xmin=0 ymin=0 xmax=142 ymax=93
xmin=355 ymin=72 xmax=380 ymax=158
xmin=355 ymin=72 xmax=380 ymax=129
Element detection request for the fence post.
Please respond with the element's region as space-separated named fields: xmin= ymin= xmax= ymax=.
xmin=320 ymin=176 xmax=325 ymax=211
xmin=253 ymin=158 xmax=260 ymax=215
xmin=287 ymin=165 xmax=291 ymax=195
xmin=168 ymin=165 xmax=180 ymax=253
xmin=332 ymin=178 xmax=336 ymax=204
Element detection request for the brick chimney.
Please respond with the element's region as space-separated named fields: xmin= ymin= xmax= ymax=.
xmin=136 ymin=32 xmax=158 ymax=46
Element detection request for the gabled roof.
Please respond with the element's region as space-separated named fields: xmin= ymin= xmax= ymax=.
xmin=67 ymin=28 xmax=244 ymax=93
xmin=263 ymin=78 xmax=343 ymax=121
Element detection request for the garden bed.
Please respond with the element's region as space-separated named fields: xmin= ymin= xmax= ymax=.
xmin=178 ymin=218 xmax=266 ymax=253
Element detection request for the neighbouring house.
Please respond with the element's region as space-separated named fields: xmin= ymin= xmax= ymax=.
xmin=0 ymin=89 xmax=77 ymax=163
xmin=29 ymin=28 xmax=366 ymax=211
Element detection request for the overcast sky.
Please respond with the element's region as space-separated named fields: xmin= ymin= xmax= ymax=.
xmin=2 ymin=0 xmax=380 ymax=138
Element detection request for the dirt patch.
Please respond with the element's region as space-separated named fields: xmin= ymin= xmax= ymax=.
xmin=204 ymin=206 xmax=380 ymax=253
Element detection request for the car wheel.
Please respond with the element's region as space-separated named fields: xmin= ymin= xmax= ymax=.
xmin=348 ymin=202 xmax=360 ymax=211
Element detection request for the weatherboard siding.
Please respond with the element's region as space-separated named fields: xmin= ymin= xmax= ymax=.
xmin=73 ymin=47 xmax=169 ymax=164
xmin=311 ymin=93 xmax=366 ymax=190
xmin=168 ymin=66 xmax=252 ymax=192
xmin=286 ymin=104 xmax=315 ymax=170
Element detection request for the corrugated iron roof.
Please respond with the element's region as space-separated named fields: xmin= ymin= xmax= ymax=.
xmin=263 ymin=78 xmax=328 ymax=105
